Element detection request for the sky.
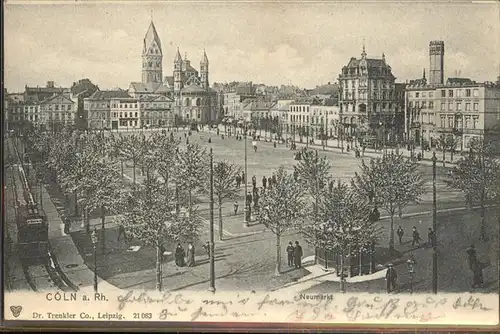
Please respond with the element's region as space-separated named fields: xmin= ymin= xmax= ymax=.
xmin=4 ymin=1 xmax=500 ymax=92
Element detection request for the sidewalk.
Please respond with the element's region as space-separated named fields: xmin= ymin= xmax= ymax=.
xmin=41 ymin=181 xmax=121 ymax=292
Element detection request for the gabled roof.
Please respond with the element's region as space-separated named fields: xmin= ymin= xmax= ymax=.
xmin=181 ymin=84 xmax=206 ymax=93
xmin=144 ymin=21 xmax=162 ymax=53
xmin=184 ymin=63 xmax=199 ymax=74
xmin=40 ymin=93 xmax=74 ymax=104
xmin=446 ymin=77 xmax=474 ymax=85
xmin=346 ymin=57 xmax=386 ymax=68
xmin=129 ymin=82 xmax=162 ymax=93
xmin=140 ymin=94 xmax=174 ymax=102
xmin=154 ymin=84 xmax=173 ymax=94
xmin=88 ymin=90 xmax=131 ymax=100
xmin=242 ymin=100 xmax=273 ymax=111
xmin=163 ymin=76 xmax=174 ymax=87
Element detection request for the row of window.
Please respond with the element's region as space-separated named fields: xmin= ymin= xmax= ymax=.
xmin=440 ymin=102 xmax=479 ymax=112
xmin=86 ymin=102 xmax=172 ymax=109
xmin=439 ymin=115 xmax=479 ymax=129
xmin=341 ymin=80 xmax=394 ymax=89
xmin=342 ymin=102 xmax=394 ymax=112
xmin=343 ymin=91 xmax=395 ymax=100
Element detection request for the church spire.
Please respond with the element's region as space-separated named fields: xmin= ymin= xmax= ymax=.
xmin=174 ymin=48 xmax=182 ymax=63
xmin=361 ymin=39 xmax=367 ymax=58
xmin=423 ymin=68 xmax=426 ymax=80
xmin=201 ymin=48 xmax=209 ymax=64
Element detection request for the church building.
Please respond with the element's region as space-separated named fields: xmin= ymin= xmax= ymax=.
xmin=128 ymin=20 xmax=217 ymax=125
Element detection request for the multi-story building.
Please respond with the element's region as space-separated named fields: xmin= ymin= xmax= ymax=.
xmin=406 ymin=79 xmax=500 ymax=151
xmin=338 ymin=46 xmax=398 ymax=143
xmin=40 ymin=92 xmax=77 ymax=131
xmin=286 ymin=97 xmax=340 ymax=141
xmin=140 ymin=95 xmax=175 ymax=128
xmin=84 ymin=90 xmax=131 ymax=129
xmin=109 ymin=97 xmax=141 ymax=130
xmin=223 ymin=83 xmax=257 ymax=119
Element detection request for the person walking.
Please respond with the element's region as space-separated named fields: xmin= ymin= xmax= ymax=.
xmin=427 ymin=228 xmax=435 ymax=248
xmin=286 ymin=242 xmax=295 ymax=267
xmin=252 ymin=140 xmax=257 ymax=152
xmin=293 ymin=241 xmax=303 ymax=268
xmin=385 ymin=263 xmax=398 ymax=293
xmin=412 ymin=226 xmax=421 ymax=247
xmin=235 ymin=174 xmax=241 ymax=188
xmin=233 ymin=201 xmax=239 ymax=215
xmin=397 ymin=226 xmax=404 ymax=245
xmin=186 ymin=242 xmax=195 ymax=267
xmin=175 ymin=243 xmax=186 ymax=267
xmin=63 ymin=217 xmax=71 ymax=234
xmin=252 ymin=175 xmax=257 ymax=189
xmin=262 ymin=176 xmax=267 ymax=190
xmin=117 ymin=224 xmax=127 ymax=242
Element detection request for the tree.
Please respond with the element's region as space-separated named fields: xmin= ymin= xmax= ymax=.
xmin=211 ymin=160 xmax=242 ymax=241
xmin=294 ymin=149 xmax=331 ymax=224
xmin=353 ymin=153 xmax=426 ymax=253
xmin=303 ymin=181 xmax=379 ymax=285
xmin=351 ymin=158 xmax=382 ymax=206
xmin=445 ymin=138 xmax=499 ymax=240
xmin=175 ymin=143 xmax=209 ymax=216
xmin=256 ymin=166 xmax=306 ymax=275
xmin=111 ymin=134 xmax=144 ymax=186
xmin=116 ymin=176 xmax=202 ymax=291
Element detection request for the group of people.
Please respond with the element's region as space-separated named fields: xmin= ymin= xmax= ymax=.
xmin=395 ymin=225 xmax=435 ymax=248
xmin=285 ymin=241 xmax=303 ymax=268
xmin=172 ymin=242 xmax=196 ymax=267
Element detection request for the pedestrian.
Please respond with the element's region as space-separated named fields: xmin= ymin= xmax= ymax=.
xmin=412 ymin=226 xmax=421 ymax=247
xmin=208 ymin=137 xmax=212 ymax=144
xmin=117 ymin=224 xmax=127 ymax=242
xmin=385 ymin=263 xmax=398 ymax=293
xmin=252 ymin=140 xmax=257 ymax=152
xmin=63 ymin=217 xmax=71 ymax=234
xmin=262 ymin=176 xmax=267 ymax=189
xmin=175 ymin=243 xmax=186 ymax=267
xmin=293 ymin=241 xmax=303 ymax=268
xmin=203 ymin=241 xmax=211 ymax=258
xmin=241 ymin=172 xmax=245 ymax=184
xmin=233 ymin=201 xmax=239 ymax=215
xmin=472 ymin=261 xmax=484 ymax=289
xmin=466 ymin=244 xmax=477 ymax=271
xmin=273 ymin=141 xmax=277 ymax=148
xmin=186 ymin=242 xmax=195 ymax=267
xmin=253 ymin=191 xmax=259 ymax=210
xmin=186 ymin=138 xmax=189 ymax=145
xmin=427 ymin=228 xmax=435 ymax=248
xmin=252 ymin=175 xmax=257 ymax=188
xmin=235 ymin=174 xmax=241 ymax=188
xmin=286 ymin=242 xmax=295 ymax=267
xmin=397 ymin=226 xmax=404 ymax=245
xmin=184 ymin=133 xmax=187 ymax=138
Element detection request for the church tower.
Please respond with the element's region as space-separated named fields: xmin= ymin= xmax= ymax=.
xmin=142 ymin=20 xmax=163 ymax=84
xmin=174 ymin=48 xmax=183 ymax=94
xmin=200 ymin=49 xmax=209 ymax=89
xmin=429 ymin=41 xmax=444 ymax=85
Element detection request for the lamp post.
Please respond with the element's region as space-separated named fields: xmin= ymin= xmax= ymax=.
xmin=209 ymin=147 xmax=216 ymax=292
xmin=406 ymin=255 xmax=416 ymax=294
xmin=243 ymin=125 xmax=249 ymax=227
xmin=91 ymin=227 xmax=98 ymax=292
xmin=432 ymin=152 xmax=437 ymax=294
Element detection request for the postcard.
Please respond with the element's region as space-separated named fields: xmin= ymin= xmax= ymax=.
xmin=3 ymin=0 xmax=499 ymax=330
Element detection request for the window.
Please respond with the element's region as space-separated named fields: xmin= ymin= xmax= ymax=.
xmin=124 ymin=104 xmax=128 ymax=108
xmin=440 ymin=116 xmax=446 ymax=128
xmin=429 ymin=92 xmax=434 ymax=98
xmin=466 ymin=89 xmax=471 ymax=97
xmin=448 ymin=90 xmax=454 ymax=97
xmin=422 ymin=92 xmax=426 ymax=98
xmin=473 ymin=116 xmax=479 ymax=129
xmin=429 ymin=101 xmax=434 ymax=109
xmin=465 ymin=103 xmax=471 ymax=111
xmin=473 ymin=103 xmax=479 ymax=111
xmin=422 ymin=101 xmax=426 ymax=108
xmin=473 ymin=89 xmax=479 ymax=97
xmin=448 ymin=117 xmax=454 ymax=128
xmin=55 ymin=105 xmax=59 ymax=111
xmin=415 ymin=92 xmax=420 ymax=98
xmin=465 ymin=116 xmax=470 ymax=128
xmin=135 ymin=112 xmax=138 ymax=117
xmin=415 ymin=101 xmax=420 ymax=108
xmin=441 ymin=103 xmax=445 ymax=111
xmin=428 ymin=114 xmax=432 ymax=123
xmin=408 ymin=92 xmax=412 ymax=98
xmin=120 ymin=112 xmax=123 ymax=118
xmin=457 ymin=102 xmax=462 ymax=111
xmin=441 ymin=90 xmax=446 ymax=97
xmin=409 ymin=101 xmax=413 ymax=108
xmin=448 ymin=103 xmax=453 ymax=111
xmin=456 ymin=90 xmax=461 ymax=97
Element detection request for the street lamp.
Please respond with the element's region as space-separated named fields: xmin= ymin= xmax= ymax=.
xmin=209 ymin=147 xmax=216 ymax=292
xmin=406 ymin=255 xmax=416 ymax=294
xmin=432 ymin=152 xmax=437 ymax=294
xmin=91 ymin=227 xmax=98 ymax=292
xmin=243 ymin=125 xmax=249 ymax=227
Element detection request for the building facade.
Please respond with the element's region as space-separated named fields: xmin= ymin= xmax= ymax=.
xmin=338 ymin=46 xmax=398 ymax=144
xmin=406 ymin=80 xmax=500 ymax=151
